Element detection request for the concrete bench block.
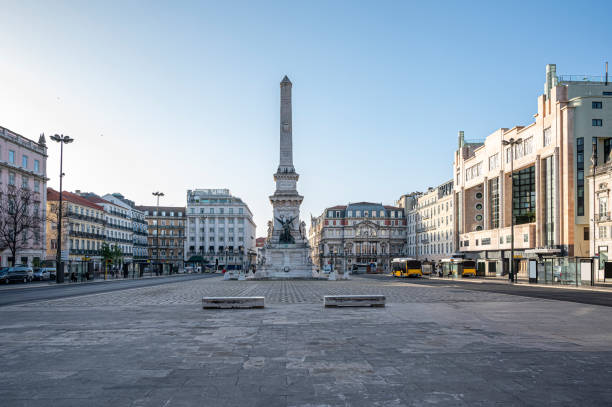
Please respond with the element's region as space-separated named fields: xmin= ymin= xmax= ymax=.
xmin=324 ymin=295 xmax=385 ymax=307
xmin=202 ymin=297 xmax=265 ymax=309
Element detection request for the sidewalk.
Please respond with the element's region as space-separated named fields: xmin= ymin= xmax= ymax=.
xmin=426 ymin=274 xmax=612 ymax=293
xmin=0 ymin=272 xmax=216 ymax=292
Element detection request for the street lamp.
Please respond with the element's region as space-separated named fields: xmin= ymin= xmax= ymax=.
xmin=502 ymin=137 xmax=522 ymax=283
xmin=152 ymin=192 xmax=164 ymax=276
xmin=50 ymin=134 xmax=74 ymax=284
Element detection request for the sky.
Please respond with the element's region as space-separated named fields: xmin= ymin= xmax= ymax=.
xmin=1 ymin=0 xmax=611 ymax=234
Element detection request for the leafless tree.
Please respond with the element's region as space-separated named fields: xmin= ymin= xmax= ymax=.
xmin=0 ymin=185 xmax=44 ymax=267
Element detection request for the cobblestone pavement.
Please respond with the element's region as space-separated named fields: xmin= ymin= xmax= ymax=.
xmin=2 ymin=275 xmax=612 ymax=406
xmin=13 ymin=275 xmax=529 ymax=307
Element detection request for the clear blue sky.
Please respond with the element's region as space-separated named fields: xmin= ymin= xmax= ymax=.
xmin=1 ymin=0 xmax=610 ymax=233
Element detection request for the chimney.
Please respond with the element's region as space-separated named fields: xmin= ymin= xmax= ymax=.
xmin=458 ymin=131 xmax=465 ymax=148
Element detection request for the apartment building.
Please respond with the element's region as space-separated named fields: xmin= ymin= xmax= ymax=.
xmin=308 ymin=202 xmax=407 ymax=273
xmin=185 ymin=189 xmax=256 ymax=270
xmin=135 ymin=205 xmax=185 ymax=273
xmin=46 ymin=188 xmax=106 ymax=272
xmin=78 ymin=192 xmax=134 ymax=269
xmin=454 ymin=64 xmax=611 ymax=276
xmin=0 ymin=127 xmax=47 ymax=267
xmin=398 ymin=180 xmax=455 ymax=262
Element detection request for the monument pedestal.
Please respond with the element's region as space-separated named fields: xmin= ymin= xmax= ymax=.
xmin=255 ymin=243 xmax=314 ymax=279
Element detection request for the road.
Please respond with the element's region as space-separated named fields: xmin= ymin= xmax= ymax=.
xmin=0 ymin=273 xmax=217 ymax=307
xmin=384 ymin=275 xmax=612 ymax=307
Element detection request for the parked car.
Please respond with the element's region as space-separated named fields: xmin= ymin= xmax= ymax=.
xmin=0 ymin=268 xmax=9 ymax=284
xmin=7 ymin=266 xmax=33 ymax=283
xmin=33 ymin=268 xmax=51 ymax=281
xmin=40 ymin=267 xmax=57 ymax=280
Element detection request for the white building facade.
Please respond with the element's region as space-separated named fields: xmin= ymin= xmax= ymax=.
xmin=398 ymin=180 xmax=455 ymax=262
xmin=185 ymin=189 xmax=256 ymax=270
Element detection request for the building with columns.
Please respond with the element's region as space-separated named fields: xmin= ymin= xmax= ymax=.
xmin=308 ymin=202 xmax=407 ymax=273
xmin=398 ymin=180 xmax=455 ymax=262
xmin=454 ymin=64 xmax=611 ymax=277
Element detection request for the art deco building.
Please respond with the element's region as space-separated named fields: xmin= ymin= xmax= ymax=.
xmin=454 ymin=64 xmax=611 ymax=276
xmin=308 ymin=202 xmax=407 ymax=273
xmin=0 ymin=127 xmax=47 ymax=267
xmin=135 ymin=205 xmax=185 ymax=273
xmin=185 ymin=189 xmax=256 ymax=270
xmin=398 ymin=180 xmax=455 ymax=262
xmin=46 ymin=188 xmax=106 ymax=272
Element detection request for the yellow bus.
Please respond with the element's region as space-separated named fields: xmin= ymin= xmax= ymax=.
xmin=391 ymin=258 xmax=423 ymax=278
xmin=441 ymin=258 xmax=477 ymax=278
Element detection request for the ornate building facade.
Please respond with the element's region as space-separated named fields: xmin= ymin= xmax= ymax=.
xmin=308 ymin=202 xmax=407 ymax=273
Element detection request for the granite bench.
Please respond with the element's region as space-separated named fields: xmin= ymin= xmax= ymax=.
xmin=202 ymin=297 xmax=265 ymax=309
xmin=323 ymin=295 xmax=385 ymax=307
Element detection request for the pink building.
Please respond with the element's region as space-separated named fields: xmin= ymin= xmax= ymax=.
xmin=0 ymin=126 xmax=48 ymax=267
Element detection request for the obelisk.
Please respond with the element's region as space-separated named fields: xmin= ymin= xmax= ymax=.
xmin=255 ymin=76 xmax=315 ymax=279
xmin=279 ymin=75 xmax=295 ymax=173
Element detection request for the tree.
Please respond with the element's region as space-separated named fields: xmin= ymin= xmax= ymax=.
xmin=100 ymin=242 xmax=123 ymax=268
xmin=0 ymin=185 xmax=43 ymax=267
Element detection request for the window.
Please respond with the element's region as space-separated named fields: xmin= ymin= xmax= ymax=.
xmin=8 ymin=172 xmax=15 ymax=186
xmin=512 ymin=165 xmax=536 ymax=225
xmin=543 ymin=127 xmax=552 ymax=146
xmin=593 ymin=119 xmax=603 ymax=127
xmin=584 ymin=227 xmax=589 ymax=241
xmin=465 ymin=162 xmax=483 ymax=181
xmin=488 ymin=154 xmax=499 ymax=171
xmin=9 ymin=150 xmax=15 ymax=164
xmin=523 ymin=136 xmax=534 ymax=155
xmin=210 ymin=208 xmax=214 ymax=214
xmin=489 ymin=177 xmax=499 ymax=229
xmin=599 ymin=226 xmax=607 ymax=239
xmin=593 ymin=101 xmax=603 ymax=109
xmin=21 ymin=176 xmax=29 ymax=188
xmin=22 ymin=155 xmax=28 ymax=168
xmin=577 ymin=138 xmax=585 ymax=216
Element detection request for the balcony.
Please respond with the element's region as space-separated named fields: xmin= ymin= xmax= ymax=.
xmin=66 ymin=211 xmax=106 ymax=224
xmin=69 ymin=230 xmax=104 ymax=240
xmin=596 ymin=212 xmax=611 ymax=222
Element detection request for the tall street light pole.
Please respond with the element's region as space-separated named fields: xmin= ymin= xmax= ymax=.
xmin=50 ymin=134 xmax=74 ymax=284
xmin=502 ymin=137 xmax=522 ymax=283
xmin=152 ymin=192 xmax=164 ymax=276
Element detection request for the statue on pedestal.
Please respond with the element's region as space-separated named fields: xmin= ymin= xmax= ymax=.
xmin=275 ymin=215 xmax=295 ymax=244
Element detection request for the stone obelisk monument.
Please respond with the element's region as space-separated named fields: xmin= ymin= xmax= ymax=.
xmin=255 ymin=76 xmax=315 ymax=279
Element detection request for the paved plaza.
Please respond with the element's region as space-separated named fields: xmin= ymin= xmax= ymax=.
xmin=1 ymin=275 xmax=612 ymax=406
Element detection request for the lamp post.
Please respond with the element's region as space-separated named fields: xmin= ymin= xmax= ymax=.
xmin=502 ymin=137 xmax=522 ymax=283
xmin=50 ymin=134 xmax=74 ymax=284
xmin=152 ymin=191 xmax=164 ymax=276
xmin=591 ymin=143 xmax=597 ymax=261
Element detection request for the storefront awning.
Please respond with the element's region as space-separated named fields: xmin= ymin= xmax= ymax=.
xmin=525 ymin=248 xmax=562 ymax=255
xmin=186 ymin=255 xmax=206 ymax=263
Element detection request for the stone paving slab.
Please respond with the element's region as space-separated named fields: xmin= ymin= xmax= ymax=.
xmin=1 ymin=276 xmax=612 ymax=406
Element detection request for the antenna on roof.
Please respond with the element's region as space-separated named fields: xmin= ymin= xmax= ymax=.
xmin=606 ymin=61 xmax=608 ymax=86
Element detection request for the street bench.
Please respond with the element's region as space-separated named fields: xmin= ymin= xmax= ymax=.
xmin=202 ymin=297 xmax=265 ymax=309
xmin=323 ymin=295 xmax=385 ymax=307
